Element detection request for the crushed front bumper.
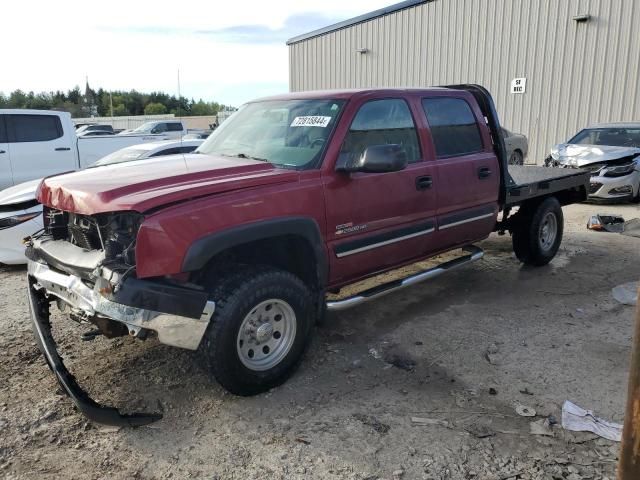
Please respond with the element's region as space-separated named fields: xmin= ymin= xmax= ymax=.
xmin=27 ymin=260 xmax=215 ymax=350
xmin=27 ymin=282 xmax=163 ymax=426
xmin=26 ymin=253 xmax=215 ymax=426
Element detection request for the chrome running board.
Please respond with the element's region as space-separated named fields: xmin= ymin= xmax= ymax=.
xmin=326 ymin=245 xmax=484 ymax=311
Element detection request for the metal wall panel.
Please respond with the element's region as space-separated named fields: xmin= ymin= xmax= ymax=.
xmin=288 ymin=0 xmax=640 ymax=164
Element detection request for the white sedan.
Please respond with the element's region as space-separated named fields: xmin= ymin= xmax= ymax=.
xmin=0 ymin=139 xmax=203 ymax=265
xmin=548 ymin=123 xmax=640 ymax=203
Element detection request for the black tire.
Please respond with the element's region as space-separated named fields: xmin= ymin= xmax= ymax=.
xmin=508 ymin=150 xmax=524 ymax=165
xmin=200 ymin=265 xmax=314 ymax=396
xmin=512 ymin=197 xmax=564 ymax=266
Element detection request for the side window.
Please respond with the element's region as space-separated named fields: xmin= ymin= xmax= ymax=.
xmin=422 ymin=98 xmax=483 ymax=157
xmin=167 ymin=123 xmax=183 ymax=132
xmin=0 ymin=116 xmax=7 ymax=143
xmin=153 ymin=123 xmax=168 ymax=133
xmin=7 ymin=114 xmax=63 ymax=143
xmin=340 ymin=99 xmax=421 ymax=163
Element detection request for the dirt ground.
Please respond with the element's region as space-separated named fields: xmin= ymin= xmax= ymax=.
xmin=1 ymin=202 xmax=639 ymax=480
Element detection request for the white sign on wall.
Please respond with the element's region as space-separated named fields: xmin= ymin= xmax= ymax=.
xmin=511 ymin=78 xmax=527 ymax=94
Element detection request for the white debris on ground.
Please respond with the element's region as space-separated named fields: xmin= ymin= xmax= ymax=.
xmin=561 ymin=400 xmax=623 ymax=442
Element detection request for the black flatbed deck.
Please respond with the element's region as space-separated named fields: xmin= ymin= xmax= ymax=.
xmin=504 ymin=165 xmax=591 ymax=206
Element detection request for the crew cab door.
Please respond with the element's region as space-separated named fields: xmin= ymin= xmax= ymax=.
xmin=420 ymin=95 xmax=499 ymax=248
xmin=323 ymin=97 xmax=438 ymax=286
xmin=6 ymin=113 xmax=76 ymax=185
xmin=0 ymin=115 xmax=11 ymax=189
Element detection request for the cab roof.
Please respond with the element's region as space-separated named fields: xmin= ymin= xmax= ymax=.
xmin=250 ymin=87 xmax=451 ymax=103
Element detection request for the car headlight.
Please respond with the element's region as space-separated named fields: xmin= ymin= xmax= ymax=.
xmin=602 ymin=162 xmax=637 ymax=177
xmin=0 ymin=212 xmax=41 ymax=230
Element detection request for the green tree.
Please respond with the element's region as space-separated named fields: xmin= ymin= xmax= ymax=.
xmin=112 ymin=104 xmax=129 ymax=116
xmin=144 ymin=102 xmax=167 ymax=115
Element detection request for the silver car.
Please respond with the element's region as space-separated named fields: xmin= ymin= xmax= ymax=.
xmin=502 ymin=128 xmax=528 ymax=165
xmin=547 ymin=123 xmax=640 ymax=203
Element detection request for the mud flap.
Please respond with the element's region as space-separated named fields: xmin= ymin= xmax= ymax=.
xmin=27 ymin=280 xmax=162 ymax=427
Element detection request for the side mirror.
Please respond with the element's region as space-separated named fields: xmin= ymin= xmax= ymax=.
xmin=337 ymin=144 xmax=408 ymax=173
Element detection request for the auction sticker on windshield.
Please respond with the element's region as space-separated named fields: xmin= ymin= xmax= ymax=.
xmin=290 ymin=116 xmax=332 ymax=127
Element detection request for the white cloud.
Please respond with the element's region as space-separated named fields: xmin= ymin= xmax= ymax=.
xmin=1 ymin=0 xmax=392 ymax=105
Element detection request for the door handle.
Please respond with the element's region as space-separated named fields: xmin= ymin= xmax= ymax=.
xmin=415 ymin=175 xmax=433 ymax=190
xmin=55 ymin=147 xmax=71 ymax=151
xmin=478 ymin=167 xmax=492 ymax=179
xmin=0 ymin=150 xmax=5 ymax=154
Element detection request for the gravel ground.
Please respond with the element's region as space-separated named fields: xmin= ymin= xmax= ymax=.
xmin=1 ymin=202 xmax=638 ymax=480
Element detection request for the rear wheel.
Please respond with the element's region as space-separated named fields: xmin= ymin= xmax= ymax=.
xmin=512 ymin=197 xmax=564 ymax=266
xmin=200 ymin=266 xmax=314 ymax=396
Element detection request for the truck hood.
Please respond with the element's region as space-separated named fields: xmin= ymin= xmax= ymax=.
xmin=551 ymin=143 xmax=640 ymax=167
xmin=37 ymin=153 xmax=298 ymax=214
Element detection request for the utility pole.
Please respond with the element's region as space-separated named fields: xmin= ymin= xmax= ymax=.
xmin=618 ymin=285 xmax=640 ymax=479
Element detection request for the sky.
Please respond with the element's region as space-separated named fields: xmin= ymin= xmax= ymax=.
xmin=1 ymin=0 xmax=393 ymax=106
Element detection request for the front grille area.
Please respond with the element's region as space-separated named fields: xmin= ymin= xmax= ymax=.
xmin=589 ymin=182 xmax=603 ymax=194
xmin=43 ymin=207 xmax=143 ymax=264
xmin=69 ymin=213 xmax=105 ymax=250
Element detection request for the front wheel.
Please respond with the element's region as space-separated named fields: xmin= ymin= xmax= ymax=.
xmin=512 ymin=197 xmax=564 ymax=266
xmin=200 ymin=266 xmax=314 ymax=396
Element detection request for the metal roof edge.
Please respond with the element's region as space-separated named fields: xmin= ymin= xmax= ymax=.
xmin=286 ymin=0 xmax=432 ymax=45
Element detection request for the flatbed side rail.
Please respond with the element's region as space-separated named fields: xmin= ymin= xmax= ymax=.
xmin=505 ymin=166 xmax=591 ymax=206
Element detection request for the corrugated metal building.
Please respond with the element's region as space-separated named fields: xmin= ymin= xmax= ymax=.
xmin=287 ymin=0 xmax=640 ymax=164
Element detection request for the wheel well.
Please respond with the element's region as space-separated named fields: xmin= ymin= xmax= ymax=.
xmin=198 ymin=235 xmax=320 ymax=291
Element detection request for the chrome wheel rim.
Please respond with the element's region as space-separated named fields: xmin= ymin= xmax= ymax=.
xmin=538 ymin=212 xmax=558 ymax=251
xmin=236 ymin=299 xmax=296 ymax=371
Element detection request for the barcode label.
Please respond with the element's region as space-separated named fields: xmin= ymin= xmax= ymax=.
xmin=290 ymin=116 xmax=332 ymax=127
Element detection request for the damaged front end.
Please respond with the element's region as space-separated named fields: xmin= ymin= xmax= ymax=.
xmin=26 ymin=207 xmax=215 ymax=426
xmin=548 ymin=146 xmax=640 ymax=201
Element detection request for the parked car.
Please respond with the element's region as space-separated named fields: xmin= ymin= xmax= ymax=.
xmin=24 ymin=85 xmax=590 ymax=426
xmin=546 ymin=123 xmax=640 ymax=202
xmin=0 ymin=178 xmax=41 ymax=264
xmin=76 ymin=124 xmax=115 ymax=136
xmin=0 ymin=109 xmax=176 ymax=190
xmin=118 ymin=120 xmax=186 ymax=139
xmin=183 ymin=131 xmax=211 ymax=140
xmin=502 ymin=127 xmax=528 ymax=165
xmin=0 ymin=139 xmax=203 ymax=265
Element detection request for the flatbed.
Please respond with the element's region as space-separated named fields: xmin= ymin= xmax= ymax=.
xmin=505 ymin=165 xmax=591 ymax=206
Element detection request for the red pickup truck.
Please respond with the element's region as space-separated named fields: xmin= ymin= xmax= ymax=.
xmin=26 ymin=85 xmax=590 ymax=425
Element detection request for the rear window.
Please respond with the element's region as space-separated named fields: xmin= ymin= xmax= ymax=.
xmin=8 ymin=114 xmax=63 ymax=143
xmin=167 ymin=123 xmax=183 ymax=132
xmin=422 ymin=98 xmax=483 ymax=157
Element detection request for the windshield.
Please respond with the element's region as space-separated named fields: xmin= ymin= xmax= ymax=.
xmin=196 ymin=99 xmax=345 ymax=169
xmin=90 ymin=148 xmax=148 ymax=167
xmin=569 ymin=128 xmax=640 ymax=148
xmin=131 ymin=122 xmax=156 ymax=133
